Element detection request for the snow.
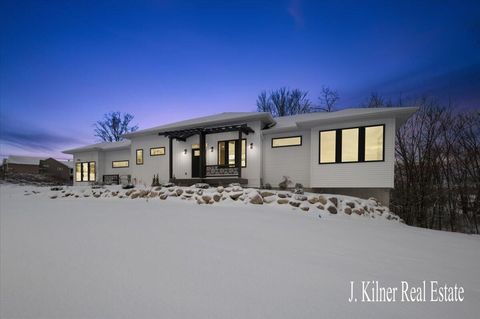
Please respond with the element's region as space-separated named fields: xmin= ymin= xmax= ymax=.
xmin=1 ymin=184 xmax=479 ymax=318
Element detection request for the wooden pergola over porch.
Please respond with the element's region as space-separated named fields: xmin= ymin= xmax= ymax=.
xmin=159 ymin=123 xmax=255 ymax=183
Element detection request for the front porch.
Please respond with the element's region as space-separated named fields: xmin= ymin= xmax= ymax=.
xmin=159 ymin=123 xmax=254 ymax=186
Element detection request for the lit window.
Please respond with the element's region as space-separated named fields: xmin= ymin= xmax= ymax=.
xmin=365 ymin=125 xmax=384 ymax=161
xmin=217 ymin=139 xmax=246 ymax=167
xmin=136 ymin=149 xmax=144 ymax=165
xmin=75 ymin=161 xmax=96 ymax=182
xmin=271 ymin=136 xmax=302 ymax=148
xmin=150 ymin=147 xmax=165 ymax=156
xmin=320 ymin=131 xmax=336 ymax=163
xmin=112 ymin=160 xmax=129 ymax=168
xmin=341 ymin=128 xmax=359 ymax=162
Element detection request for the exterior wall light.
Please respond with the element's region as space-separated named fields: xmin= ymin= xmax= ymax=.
xmin=210 ymin=146 xmax=214 ymax=152
xmin=250 ymin=142 xmax=253 ymax=149
xmin=184 ymin=149 xmax=187 ymax=154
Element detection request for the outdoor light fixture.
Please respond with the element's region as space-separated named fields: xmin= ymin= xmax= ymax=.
xmin=250 ymin=142 xmax=253 ymax=149
xmin=184 ymin=149 xmax=187 ymax=154
xmin=210 ymin=146 xmax=214 ymax=152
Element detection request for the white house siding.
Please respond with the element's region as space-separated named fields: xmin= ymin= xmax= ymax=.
xmin=129 ymin=135 xmax=170 ymax=186
xmin=102 ymin=148 xmax=132 ymax=177
xmin=262 ymin=130 xmax=311 ymax=188
xmin=309 ymin=117 xmax=395 ymax=188
xmin=72 ymin=151 xmax=100 ymax=186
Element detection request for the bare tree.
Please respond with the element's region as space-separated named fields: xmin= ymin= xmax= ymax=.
xmin=94 ymin=111 xmax=139 ymax=142
xmin=315 ymin=86 xmax=339 ymax=112
xmin=256 ymin=88 xmax=313 ymax=117
xmin=364 ymin=92 xmax=394 ymax=108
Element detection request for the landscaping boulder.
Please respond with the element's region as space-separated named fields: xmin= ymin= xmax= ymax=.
xmin=149 ymin=191 xmax=158 ymax=197
xmin=217 ymin=186 xmax=224 ymax=193
xmin=111 ymin=191 xmax=119 ymax=197
xmin=317 ymin=204 xmax=324 ymax=210
xmin=83 ymin=194 xmax=90 ymax=197
xmin=328 ymin=197 xmax=338 ymax=207
xmin=327 ymin=206 xmax=337 ymax=214
xmin=185 ymin=189 xmax=195 ymax=194
xmin=159 ymin=194 xmax=168 ymax=200
xmin=289 ymin=201 xmax=301 ymax=208
xmin=162 ymin=182 xmax=175 ymax=187
xmin=196 ymin=189 xmax=203 ymax=196
xmin=50 ymin=186 xmax=63 ymax=191
xmin=353 ymin=208 xmax=364 ymax=215
xmin=229 ymin=192 xmax=243 ymax=201
xmin=93 ymin=193 xmax=101 ymax=198
xmin=249 ymin=193 xmax=264 ymax=205
xmin=50 ymin=195 xmax=57 ymax=199
xmin=224 ymin=187 xmax=232 ymax=193
xmin=277 ymin=193 xmax=287 ymax=198
xmin=176 ymin=188 xmax=184 ymax=196
xmin=195 ymin=183 xmax=210 ymax=189
xmin=202 ymin=195 xmax=212 ymax=203
xmin=213 ymin=194 xmax=222 ymax=202
xmin=294 ymin=194 xmax=307 ymax=201
xmin=228 ymin=183 xmax=241 ymax=187
xmin=125 ymin=189 xmax=136 ymax=196
xmin=260 ymin=191 xmax=275 ymax=198
xmin=300 ymin=204 xmax=310 ymax=211
xmin=318 ymin=196 xmax=327 ymax=205
xmin=308 ymin=197 xmax=319 ymax=204
xmin=277 ymin=198 xmax=289 ymax=204
xmin=263 ymin=195 xmax=276 ymax=204
xmin=346 ymin=202 xmax=355 ymax=209
xmin=232 ymin=186 xmax=243 ymax=192
xmin=344 ymin=207 xmax=352 ymax=215
xmin=154 ymin=186 xmax=163 ymax=191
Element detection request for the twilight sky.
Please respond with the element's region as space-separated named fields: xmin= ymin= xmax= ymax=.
xmin=1 ymin=0 xmax=479 ymax=159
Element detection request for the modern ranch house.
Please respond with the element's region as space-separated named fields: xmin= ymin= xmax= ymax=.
xmin=64 ymin=107 xmax=417 ymax=204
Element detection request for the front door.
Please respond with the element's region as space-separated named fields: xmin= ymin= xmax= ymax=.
xmin=191 ymin=148 xmax=201 ymax=178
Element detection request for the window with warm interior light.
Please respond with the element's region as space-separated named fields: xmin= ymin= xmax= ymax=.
xmin=112 ymin=160 xmax=129 ymax=168
xmin=136 ymin=149 xmax=143 ymax=165
xmin=217 ymin=139 xmax=246 ymax=167
xmin=150 ymin=147 xmax=165 ymax=156
xmin=341 ymin=128 xmax=359 ymax=162
xmin=271 ymin=136 xmax=302 ymax=148
xmin=364 ymin=125 xmax=384 ymax=161
xmin=75 ymin=161 xmax=96 ymax=182
xmin=319 ymin=130 xmax=336 ymax=163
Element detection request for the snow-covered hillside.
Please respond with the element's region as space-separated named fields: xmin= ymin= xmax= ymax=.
xmin=1 ymin=184 xmax=479 ymax=318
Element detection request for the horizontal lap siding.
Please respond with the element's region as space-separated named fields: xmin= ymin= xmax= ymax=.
xmin=309 ymin=118 xmax=395 ymax=188
xmin=262 ymin=131 xmax=311 ymax=188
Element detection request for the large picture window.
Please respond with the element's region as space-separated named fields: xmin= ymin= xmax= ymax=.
xmin=319 ymin=124 xmax=385 ymax=164
xmin=136 ymin=149 xmax=144 ymax=165
xmin=218 ymin=139 xmax=246 ymax=167
xmin=271 ymin=136 xmax=302 ymax=148
xmin=75 ymin=161 xmax=96 ymax=182
xmin=112 ymin=160 xmax=129 ymax=168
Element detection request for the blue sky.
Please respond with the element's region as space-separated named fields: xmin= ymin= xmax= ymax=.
xmin=1 ymin=0 xmax=479 ymax=159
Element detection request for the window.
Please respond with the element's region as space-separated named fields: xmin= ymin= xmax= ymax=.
xmin=112 ymin=160 xmax=129 ymax=168
xmin=319 ymin=130 xmax=336 ymax=163
xmin=217 ymin=139 xmax=247 ymax=167
xmin=319 ymin=124 xmax=385 ymax=164
xmin=365 ymin=125 xmax=384 ymax=161
xmin=75 ymin=161 xmax=96 ymax=182
xmin=136 ymin=149 xmax=144 ymax=165
xmin=271 ymin=136 xmax=302 ymax=148
xmin=341 ymin=128 xmax=359 ymax=162
xmin=150 ymin=147 xmax=165 ymax=156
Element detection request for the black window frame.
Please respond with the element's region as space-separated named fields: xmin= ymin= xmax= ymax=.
xmin=75 ymin=161 xmax=96 ymax=182
xmin=271 ymin=135 xmax=303 ymax=148
xmin=136 ymin=149 xmax=144 ymax=165
xmin=150 ymin=147 xmax=166 ymax=156
xmin=318 ymin=124 xmax=385 ymax=164
xmin=112 ymin=160 xmax=130 ymax=168
xmin=217 ymin=138 xmax=247 ymax=168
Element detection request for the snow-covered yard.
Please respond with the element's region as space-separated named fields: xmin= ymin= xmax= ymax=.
xmin=1 ymin=184 xmax=479 ymax=319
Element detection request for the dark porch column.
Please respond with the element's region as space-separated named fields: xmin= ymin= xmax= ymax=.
xmin=199 ymin=131 xmax=206 ymax=178
xmin=235 ymin=130 xmax=242 ymax=178
xmin=169 ymin=136 xmax=173 ymax=181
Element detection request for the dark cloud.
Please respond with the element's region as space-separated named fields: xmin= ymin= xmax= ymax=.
xmin=0 ymin=118 xmax=88 ymax=153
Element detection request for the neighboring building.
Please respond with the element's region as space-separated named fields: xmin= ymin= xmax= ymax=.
xmin=1 ymin=155 xmax=47 ymax=174
xmin=63 ymin=107 xmax=418 ymax=204
xmin=39 ymin=158 xmax=73 ymax=183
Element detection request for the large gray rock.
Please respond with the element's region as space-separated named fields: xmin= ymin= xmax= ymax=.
xmin=176 ymin=188 xmax=184 ymax=196
xmin=344 ymin=207 xmax=352 ymax=215
xmin=249 ymin=193 xmax=264 ymax=205
xmin=159 ymin=194 xmax=168 ymax=200
xmin=346 ymin=202 xmax=355 ymax=209
xmin=229 ymin=192 xmax=243 ymax=200
xmin=289 ymin=201 xmax=301 ymax=208
xmin=202 ymin=195 xmax=212 ymax=203
xmin=213 ymin=193 xmax=222 ymax=202
xmin=277 ymin=193 xmax=287 ymax=198
xmin=328 ymin=197 xmax=338 ymax=207
xmin=277 ymin=198 xmax=289 ymax=204
xmin=307 ymin=197 xmax=318 ymax=204
xmin=217 ymin=186 xmax=224 ymax=193
xmin=185 ymin=189 xmax=195 ymax=194
xmin=195 ymin=183 xmax=210 ymax=189
xmin=294 ymin=194 xmax=308 ymax=201
xmin=327 ymin=206 xmax=337 ymax=214
xmin=260 ymin=191 xmax=275 ymax=198
xmin=263 ymin=195 xmax=276 ymax=204
xmin=318 ymin=196 xmax=327 ymax=205
xmin=300 ymin=204 xmax=310 ymax=211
